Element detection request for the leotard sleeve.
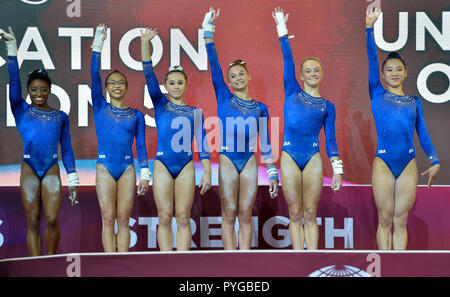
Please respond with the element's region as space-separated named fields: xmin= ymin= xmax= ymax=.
xmin=366 ymin=27 xmax=385 ymax=100
xmin=59 ymin=112 xmax=76 ymax=174
xmin=142 ymin=60 xmax=167 ymax=109
xmin=324 ymin=101 xmax=339 ymax=158
xmin=7 ymin=56 xmax=28 ymax=115
xmin=415 ymin=98 xmax=439 ymax=165
xmin=259 ymin=103 xmax=274 ymax=161
xmin=135 ymin=110 xmax=149 ymax=169
xmin=90 ymin=51 xmax=107 ymax=110
xmin=194 ymin=108 xmax=211 ymax=161
xmin=279 ymin=36 xmax=302 ymax=97
xmin=205 ymin=42 xmax=232 ymax=104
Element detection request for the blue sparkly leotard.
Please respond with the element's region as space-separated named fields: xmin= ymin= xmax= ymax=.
xmin=91 ymin=52 xmax=149 ymax=181
xmin=205 ymin=42 xmax=273 ymax=173
xmin=8 ymin=56 xmax=76 ymax=179
xmin=279 ymin=37 xmax=339 ymax=171
xmin=366 ymin=27 xmax=439 ymax=178
xmin=142 ymin=61 xmax=210 ymax=178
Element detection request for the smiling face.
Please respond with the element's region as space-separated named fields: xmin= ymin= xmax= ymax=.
xmin=164 ymin=71 xmax=187 ymax=100
xmin=105 ymin=72 xmax=128 ymax=100
xmin=227 ymin=64 xmax=250 ymax=91
xmin=382 ymin=58 xmax=407 ymax=89
xmin=28 ymin=79 xmax=51 ymax=107
xmin=300 ymin=59 xmax=323 ymax=88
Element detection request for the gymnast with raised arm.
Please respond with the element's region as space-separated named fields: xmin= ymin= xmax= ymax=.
xmin=202 ymin=7 xmax=279 ymax=250
xmin=90 ymin=24 xmax=150 ymax=252
xmin=273 ymin=8 xmax=343 ymax=250
xmin=366 ymin=7 xmax=440 ymax=250
xmin=141 ymin=27 xmax=211 ymax=251
xmin=1 ymin=26 xmax=79 ymax=256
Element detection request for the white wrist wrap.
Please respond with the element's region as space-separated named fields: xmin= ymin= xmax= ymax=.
xmin=202 ymin=11 xmax=215 ymax=38
xmin=91 ymin=26 xmax=105 ymax=52
xmin=275 ymin=12 xmax=288 ymax=37
xmin=267 ymin=165 xmax=279 ymax=181
xmin=67 ymin=172 xmax=79 ymax=187
xmin=140 ymin=168 xmax=151 ymax=181
xmin=331 ymin=159 xmax=343 ymax=175
xmin=5 ymin=39 xmax=17 ymax=56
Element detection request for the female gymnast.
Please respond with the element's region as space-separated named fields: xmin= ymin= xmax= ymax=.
xmin=366 ymin=7 xmax=440 ymax=250
xmin=90 ymin=24 xmax=150 ymax=252
xmin=202 ymin=7 xmax=279 ymax=250
xmin=1 ymin=26 xmax=79 ymax=256
xmin=272 ymin=8 xmax=343 ymax=250
xmin=141 ymin=27 xmax=211 ymax=251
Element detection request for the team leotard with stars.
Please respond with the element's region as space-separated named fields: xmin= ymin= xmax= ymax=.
xmin=91 ymin=51 xmax=149 ymax=181
xmin=279 ymin=36 xmax=339 ymax=171
xmin=205 ymin=42 xmax=274 ymax=173
xmin=142 ymin=61 xmax=210 ymax=178
xmin=8 ymin=56 xmax=76 ymax=179
xmin=366 ymin=27 xmax=439 ymax=178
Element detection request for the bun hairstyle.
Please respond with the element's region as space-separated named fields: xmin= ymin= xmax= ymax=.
xmin=382 ymin=52 xmax=406 ymax=70
xmin=105 ymin=70 xmax=128 ymax=86
xmin=27 ymin=69 xmax=52 ymax=88
xmin=227 ymin=59 xmax=248 ymax=75
xmin=164 ymin=65 xmax=187 ymax=82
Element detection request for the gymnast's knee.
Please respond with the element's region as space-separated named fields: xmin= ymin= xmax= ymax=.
xmin=238 ymin=210 xmax=253 ymax=225
xmin=378 ymin=212 xmax=394 ymax=229
xmin=27 ymin=214 xmax=41 ymax=232
xmin=116 ymin=215 xmax=130 ymax=230
xmin=176 ymin=213 xmax=190 ymax=228
xmin=102 ymin=212 xmax=116 ymax=229
xmin=303 ymin=208 xmax=318 ymax=225
xmin=46 ymin=217 xmax=59 ymax=232
xmin=158 ymin=213 xmax=173 ymax=228
xmin=289 ymin=208 xmax=303 ymax=224
xmin=393 ymin=213 xmax=408 ymax=230
xmin=222 ymin=207 xmax=237 ymax=225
